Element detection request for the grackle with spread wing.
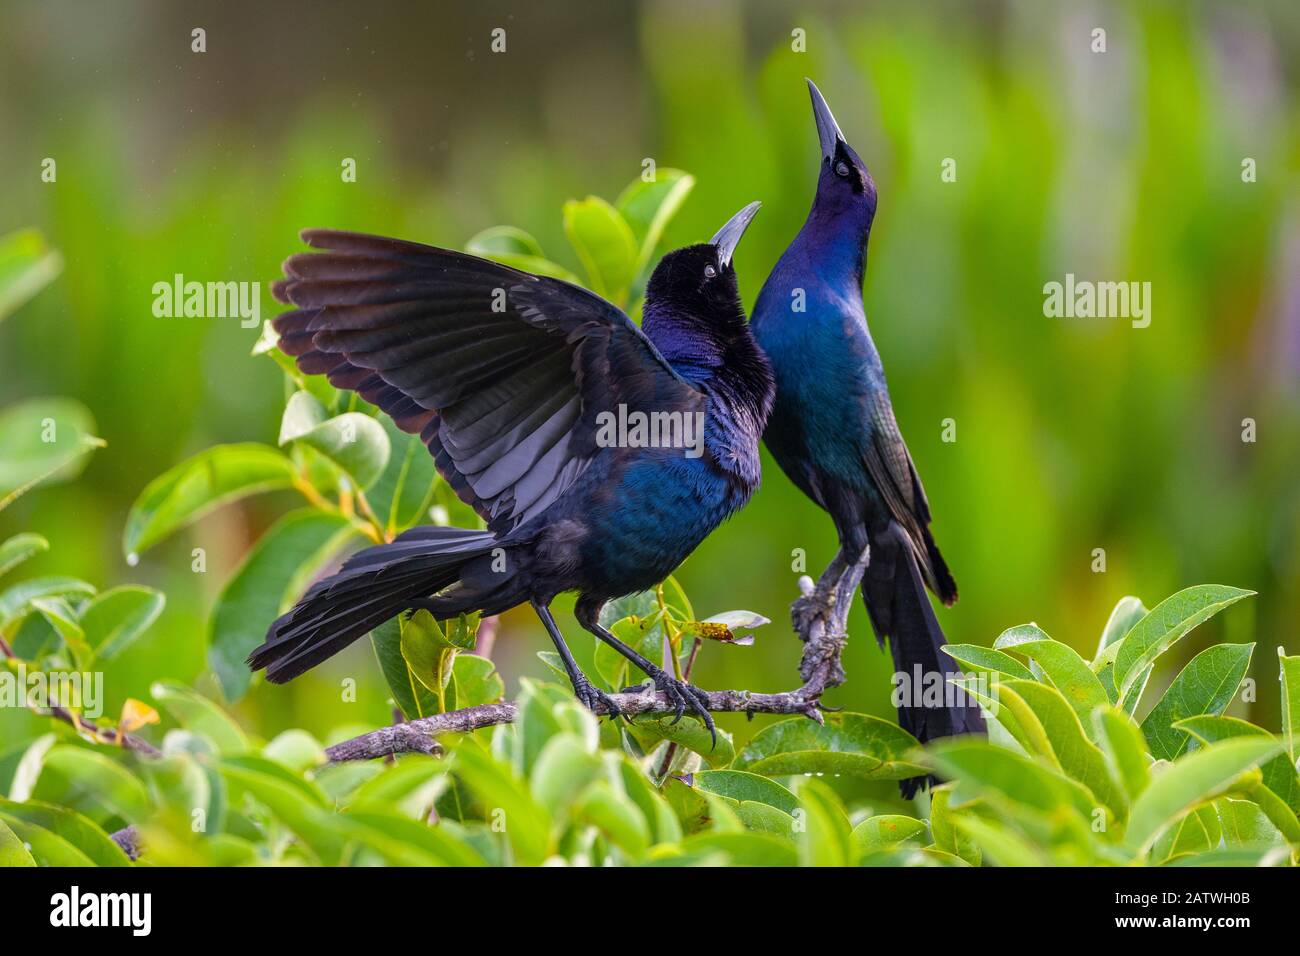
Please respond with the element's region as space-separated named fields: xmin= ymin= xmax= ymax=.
xmin=248 ymin=203 xmax=773 ymax=742
xmin=751 ymin=81 xmax=984 ymax=794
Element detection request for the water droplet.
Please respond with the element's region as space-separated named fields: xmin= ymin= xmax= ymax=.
xmin=126 ymin=553 xmax=139 ymax=567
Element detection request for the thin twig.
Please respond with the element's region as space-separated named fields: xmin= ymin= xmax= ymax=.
xmin=325 ymin=553 xmax=872 ymax=763
xmin=0 ymin=639 xmax=163 ymax=757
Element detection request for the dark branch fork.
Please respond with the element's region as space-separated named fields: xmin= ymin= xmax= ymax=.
xmin=325 ymin=548 xmax=869 ymax=763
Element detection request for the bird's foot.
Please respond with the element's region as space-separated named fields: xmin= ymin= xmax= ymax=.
xmin=647 ymin=667 xmax=716 ymax=748
xmin=571 ymin=677 xmax=622 ymax=721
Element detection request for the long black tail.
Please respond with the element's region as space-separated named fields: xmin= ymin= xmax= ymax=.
xmin=862 ymin=522 xmax=986 ymax=799
xmin=248 ymin=525 xmax=499 ymax=684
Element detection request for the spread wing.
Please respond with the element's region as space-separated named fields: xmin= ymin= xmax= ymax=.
xmin=272 ymin=229 xmax=701 ymax=534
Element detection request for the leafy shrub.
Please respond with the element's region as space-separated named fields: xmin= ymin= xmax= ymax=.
xmin=1 ymin=194 xmax=1296 ymax=867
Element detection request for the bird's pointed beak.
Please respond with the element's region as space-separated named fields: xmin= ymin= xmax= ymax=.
xmin=710 ymin=200 xmax=761 ymax=268
xmin=806 ymin=78 xmax=845 ymax=160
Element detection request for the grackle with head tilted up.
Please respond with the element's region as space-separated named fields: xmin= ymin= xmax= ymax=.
xmin=248 ymin=203 xmax=773 ymax=743
xmin=751 ymin=81 xmax=984 ymax=795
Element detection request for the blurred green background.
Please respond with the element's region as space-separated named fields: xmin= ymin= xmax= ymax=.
xmin=2 ymin=0 xmax=1297 ymax=750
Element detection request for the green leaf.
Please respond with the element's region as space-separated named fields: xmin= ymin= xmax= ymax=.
xmin=929 ymin=784 xmax=981 ymax=865
xmin=0 ymin=533 xmax=48 ymax=580
xmin=616 ymin=170 xmax=696 ymax=281
xmin=792 ymin=777 xmax=854 ymax=867
xmin=209 ymin=509 xmax=355 ymax=700
xmin=365 ymin=418 xmax=440 ymax=535
xmin=151 ymin=680 xmax=249 ymax=755
xmin=1094 ymin=706 xmax=1153 ymax=802
xmin=33 ymin=747 xmax=152 ymax=825
xmin=736 ymin=713 xmax=926 ymax=781
xmin=942 ymin=643 xmax=1034 ymax=681
xmin=0 ymin=228 xmax=63 ymax=322
xmin=449 ymin=654 xmax=504 ymax=709
xmin=371 ymin=616 xmax=440 ymax=720
xmin=1175 ymin=715 xmax=1300 ymax=816
xmin=562 ymin=196 xmax=639 ymax=304
xmin=0 ymin=813 xmax=93 ymax=865
xmin=693 ymin=770 xmax=799 ymax=813
xmin=1124 ymin=737 xmax=1284 ymax=855
xmin=954 ymin=814 xmax=1048 ymax=867
xmin=0 ymin=575 xmax=95 ymax=630
xmin=1153 ymin=803 xmax=1221 ymax=862
xmin=122 ymin=443 xmax=297 ymax=559
xmin=1215 ymin=797 xmax=1283 ymax=848
xmin=0 ymin=797 xmax=129 ymax=866
xmin=1141 ymin=643 xmax=1254 ymax=760
xmin=625 ymin=714 xmax=735 ymax=768
xmin=0 ymin=397 xmax=102 ymax=503
xmin=675 ymin=831 xmax=798 ymax=867
xmin=29 ymin=596 xmax=93 ymax=669
xmin=400 ymin=610 xmax=454 ymax=699
xmin=279 ymin=393 xmax=391 ymax=490
xmin=80 ymin=585 xmax=166 ymax=662
xmin=851 ymin=814 xmax=927 ymax=855
xmin=464 ymin=226 xmax=581 ymax=283
xmin=1095 ymin=596 xmax=1148 ymax=660
xmin=529 ymin=733 xmax=603 ymax=817
xmin=217 ymin=758 xmax=341 ymax=865
xmin=997 ymin=679 xmax=1126 ymax=820
xmin=993 ymin=626 xmax=1109 ymax=732
xmin=339 ymin=810 xmax=486 ymax=866
xmin=1280 ymin=648 xmax=1300 ymax=770
xmin=1113 ymin=585 xmax=1255 ymax=701
xmin=0 ymin=817 xmax=35 ymax=866
xmin=451 ymin=743 xmax=551 ymax=865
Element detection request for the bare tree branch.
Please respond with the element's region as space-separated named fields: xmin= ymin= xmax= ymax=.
xmin=325 ymin=552 xmax=870 ymax=763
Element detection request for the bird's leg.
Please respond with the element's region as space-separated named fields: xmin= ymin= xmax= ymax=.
xmin=531 ymin=601 xmax=621 ymax=720
xmin=792 ymin=545 xmax=869 ymax=694
xmin=574 ymin=604 xmax=716 ymax=747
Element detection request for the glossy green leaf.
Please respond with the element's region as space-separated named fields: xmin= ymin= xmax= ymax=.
xmin=451 ymin=743 xmax=550 ymax=865
xmin=33 ymin=747 xmax=152 ymax=824
xmin=694 ymin=770 xmax=799 ymax=813
xmin=1125 ymin=737 xmax=1284 ymax=855
xmin=365 ymin=418 xmax=440 ymax=535
xmin=1095 ymin=596 xmax=1148 ymax=660
xmin=371 ymin=616 xmax=440 ymax=720
xmin=1094 ymin=706 xmax=1153 ymax=802
xmin=29 ymin=596 xmax=93 ymax=669
xmin=0 ymin=813 xmax=92 ymax=865
xmin=280 ymin=393 xmax=390 ymax=490
xmin=736 ymin=713 xmax=926 ymax=780
xmin=122 ymin=443 xmax=297 ymax=558
xmin=340 ymin=810 xmax=486 ymax=866
xmin=616 ymin=169 xmax=696 ymax=280
xmin=464 ymin=225 xmax=581 ymax=283
xmin=1175 ymin=715 xmax=1300 ymax=816
xmin=1141 ymin=643 xmax=1253 ymax=760
xmin=942 ymin=643 xmax=1034 ymax=681
xmin=210 ymin=508 xmax=355 ymax=700
xmin=0 ymin=397 xmax=101 ymax=501
xmin=151 ymin=680 xmax=249 ymax=755
xmin=0 ymin=797 xmax=129 ymax=866
xmin=0 ymin=533 xmax=48 ymax=580
xmin=998 ymin=679 xmax=1126 ymax=820
xmin=1113 ymin=585 xmax=1254 ymax=700
xmin=993 ymin=626 xmax=1109 ymax=731
xmin=562 ymin=195 xmax=638 ymax=304
xmin=625 ymin=713 xmax=735 ymax=768
xmin=0 ymin=817 xmax=35 ymax=866
xmin=449 ymin=654 xmax=505 ymax=710
xmin=80 ymin=585 xmax=165 ymax=662
xmin=1280 ymin=648 xmax=1300 ymax=769
xmin=851 ymin=814 xmax=927 ymax=855
xmin=793 ymin=777 xmax=854 ymax=867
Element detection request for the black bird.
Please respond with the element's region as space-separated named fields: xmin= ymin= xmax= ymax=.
xmin=751 ymin=81 xmax=984 ymax=793
xmin=249 ymin=203 xmax=774 ymax=742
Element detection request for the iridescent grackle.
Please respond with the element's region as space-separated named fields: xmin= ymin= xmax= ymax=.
xmin=751 ymin=81 xmax=985 ymax=795
xmin=248 ymin=203 xmax=774 ymax=743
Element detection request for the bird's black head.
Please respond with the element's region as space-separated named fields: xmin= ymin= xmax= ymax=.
xmin=643 ymin=201 xmax=760 ymax=330
xmin=807 ymin=79 xmax=877 ymax=235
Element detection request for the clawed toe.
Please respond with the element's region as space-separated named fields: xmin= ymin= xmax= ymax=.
xmin=651 ymin=670 xmax=717 ymax=749
xmin=573 ymin=679 xmax=622 ymax=721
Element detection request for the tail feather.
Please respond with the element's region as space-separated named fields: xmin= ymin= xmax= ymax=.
xmin=863 ymin=522 xmax=986 ymax=799
xmin=248 ymin=526 xmax=498 ymax=684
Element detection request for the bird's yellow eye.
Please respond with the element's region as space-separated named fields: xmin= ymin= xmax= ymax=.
xmin=704 ymin=264 xmax=717 ymax=279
